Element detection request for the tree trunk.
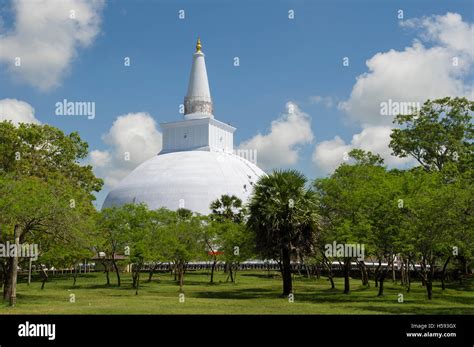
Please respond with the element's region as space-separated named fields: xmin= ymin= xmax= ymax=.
xmin=148 ymin=263 xmax=159 ymax=282
xmin=343 ymin=258 xmax=350 ymax=294
xmin=426 ymin=279 xmax=432 ymax=299
xmin=27 ymin=257 xmax=32 ymax=286
xmin=426 ymin=262 xmax=434 ymax=300
xmin=322 ymin=255 xmax=334 ymax=289
xmin=178 ymin=262 xmax=184 ymax=292
xmin=304 ymin=261 xmax=310 ymax=279
xmin=358 ymin=261 xmax=369 ymax=286
xmin=374 ymin=259 xmax=382 ymax=288
xmin=112 ymin=256 xmax=121 ymax=287
xmin=378 ymin=257 xmax=394 ymax=297
xmin=441 ymin=256 xmax=450 ymax=290
xmin=210 ymin=258 xmax=217 ymax=284
xmin=9 ymin=225 xmax=21 ymax=306
xmin=73 ymin=264 xmax=78 ymax=287
xmin=392 ymin=255 xmax=396 ymax=283
xmin=281 ymin=244 xmax=292 ymax=295
xmin=3 ymin=257 xmax=13 ymax=301
xmin=378 ymin=268 xmax=387 ymax=297
xmin=329 ymin=275 xmax=335 ymax=289
xmin=99 ymin=260 xmax=109 ymax=285
xmin=136 ymin=272 xmax=140 ymax=295
xmin=132 ymin=265 xmax=138 ymax=289
xmin=40 ymin=267 xmax=48 ymax=290
xmin=234 ymin=263 xmax=239 ymax=283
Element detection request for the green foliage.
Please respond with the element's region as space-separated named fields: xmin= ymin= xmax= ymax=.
xmin=98 ymin=205 xmax=206 ymax=288
xmin=207 ymin=194 xmax=254 ymax=274
xmin=348 ymin=148 xmax=384 ymax=166
xmin=314 ymin=163 xmax=387 ymax=251
xmin=164 ymin=212 xmax=205 ymax=264
xmin=209 ymin=194 xmax=246 ymax=223
xmin=0 ymin=121 xmax=103 ymax=195
xmin=390 ymin=97 xmax=473 ymax=174
xmin=0 ymin=174 xmax=96 ymax=255
xmin=400 ymin=169 xmax=473 ymax=263
xmin=207 ymin=220 xmax=255 ymax=264
xmin=247 ymin=170 xmax=320 ymax=260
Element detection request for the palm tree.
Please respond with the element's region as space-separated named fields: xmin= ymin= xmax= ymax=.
xmin=247 ymin=170 xmax=319 ymax=295
xmin=209 ymin=194 xmax=245 ymax=223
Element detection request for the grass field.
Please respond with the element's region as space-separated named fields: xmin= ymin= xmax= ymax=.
xmin=1 ymin=270 xmax=473 ymax=314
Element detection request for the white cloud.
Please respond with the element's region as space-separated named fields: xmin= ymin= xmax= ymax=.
xmin=314 ymin=12 xmax=473 ymax=174
xmin=239 ymin=102 xmax=314 ymax=171
xmin=0 ymin=0 xmax=105 ymax=91
xmin=89 ymin=149 xmax=110 ymax=168
xmin=90 ymin=112 xmax=162 ymax=188
xmin=402 ymin=12 xmax=474 ymax=55
xmin=309 ymin=96 xmax=334 ymax=108
xmin=339 ymin=12 xmax=474 ymax=128
xmin=0 ymin=98 xmax=40 ymax=124
xmin=312 ymin=126 xmax=414 ymax=174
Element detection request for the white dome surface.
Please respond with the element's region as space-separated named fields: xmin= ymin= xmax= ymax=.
xmin=103 ymin=151 xmax=266 ymax=215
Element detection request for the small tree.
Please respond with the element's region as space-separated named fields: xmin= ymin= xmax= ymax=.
xmin=208 ymin=195 xmax=248 ymax=283
xmin=98 ymin=205 xmax=142 ymax=287
xmin=163 ymin=209 xmax=205 ymax=291
xmin=213 ymin=221 xmax=255 ymax=283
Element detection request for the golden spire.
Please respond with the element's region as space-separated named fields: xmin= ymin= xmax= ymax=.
xmin=196 ymin=37 xmax=202 ymax=53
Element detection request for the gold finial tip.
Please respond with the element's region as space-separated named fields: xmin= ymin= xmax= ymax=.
xmin=196 ymin=37 xmax=202 ymax=52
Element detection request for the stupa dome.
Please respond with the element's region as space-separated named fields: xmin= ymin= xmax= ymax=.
xmin=103 ymin=38 xmax=266 ymax=214
xmin=103 ymin=151 xmax=264 ymax=214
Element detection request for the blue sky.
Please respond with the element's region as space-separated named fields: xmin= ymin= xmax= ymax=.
xmin=0 ymin=0 xmax=473 ymax=208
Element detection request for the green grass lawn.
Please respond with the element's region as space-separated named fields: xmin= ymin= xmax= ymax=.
xmin=1 ymin=270 xmax=473 ymax=314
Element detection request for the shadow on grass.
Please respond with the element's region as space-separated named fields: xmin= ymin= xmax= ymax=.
xmin=362 ymin=304 xmax=474 ymax=315
xmin=240 ymin=273 xmax=281 ymax=279
xmin=443 ymin=280 xmax=473 ymax=292
xmin=194 ymin=287 xmax=275 ymax=300
xmin=432 ymin=292 xmax=474 ymax=305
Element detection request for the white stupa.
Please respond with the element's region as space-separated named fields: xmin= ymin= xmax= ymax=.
xmin=103 ymin=38 xmax=265 ymax=214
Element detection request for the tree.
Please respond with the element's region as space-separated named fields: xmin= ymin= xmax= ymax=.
xmin=247 ymin=170 xmax=319 ymax=296
xmin=36 ymin=225 xmax=96 ymax=290
xmin=347 ymin=149 xmax=384 ymax=166
xmin=0 ymin=174 xmax=96 ymax=304
xmin=203 ymin=221 xmax=222 ymax=284
xmin=390 ymin=97 xmax=474 ymax=284
xmin=210 ymin=194 xmax=246 ymax=223
xmin=314 ymin=149 xmax=403 ymax=295
xmin=364 ymin=171 xmax=405 ymax=296
xmin=145 ymin=208 xmax=177 ymax=282
xmin=162 ymin=209 xmax=205 ymax=291
xmin=208 ymin=194 xmax=248 ymax=283
xmin=210 ymin=220 xmax=255 ymax=283
xmin=119 ymin=204 xmax=149 ymax=295
xmin=0 ymin=121 xmax=103 ymax=194
xmin=315 ymin=165 xmax=372 ymax=293
xmin=390 ymin=97 xmax=473 ymax=174
xmin=400 ymin=169 xmax=471 ymax=299
xmin=0 ymin=121 xmax=102 ymax=305
xmin=98 ymin=205 xmax=140 ymax=287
